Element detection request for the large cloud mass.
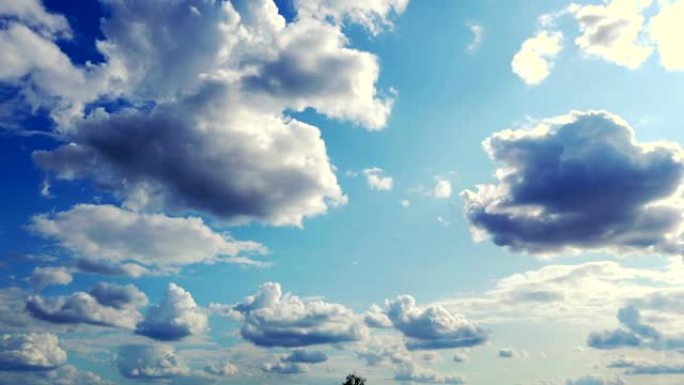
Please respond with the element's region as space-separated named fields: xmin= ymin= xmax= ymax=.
xmin=1 ymin=0 xmax=407 ymax=226
xmin=462 ymin=111 xmax=684 ymax=256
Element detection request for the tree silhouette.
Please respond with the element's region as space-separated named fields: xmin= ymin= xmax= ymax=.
xmin=343 ymin=373 xmax=366 ymax=385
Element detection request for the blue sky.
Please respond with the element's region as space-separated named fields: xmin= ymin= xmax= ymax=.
xmin=1 ymin=1 xmax=684 ymax=384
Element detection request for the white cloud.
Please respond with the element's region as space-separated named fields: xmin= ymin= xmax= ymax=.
xmin=29 ymin=266 xmax=72 ymax=291
xmin=433 ymin=179 xmax=452 ymax=199
xmin=511 ymin=30 xmax=563 ymax=84
xmin=401 ymin=199 xmax=411 ymax=207
xmin=26 ymin=283 xmax=148 ymax=329
xmin=382 ymin=295 xmax=487 ymax=350
xmin=394 ymin=362 xmax=465 ymax=384
xmin=226 ymin=282 xmax=367 ymax=347
xmin=30 ymin=204 xmax=267 ymax=272
xmin=136 ymin=283 xmax=208 ymax=341
xmin=466 ymin=22 xmax=484 ymax=52
xmin=571 ymin=0 xmax=653 ymax=68
xmin=566 ymin=375 xmax=625 ymax=385
xmin=0 ymin=333 xmax=66 ymax=371
xmin=363 ymin=167 xmax=394 ymax=191
xmin=0 ymin=365 xmax=114 ymax=385
xmin=296 ymin=0 xmax=409 ymax=35
xmin=648 ymin=0 xmax=684 ymax=70
xmin=117 ymin=344 xmax=190 ymax=380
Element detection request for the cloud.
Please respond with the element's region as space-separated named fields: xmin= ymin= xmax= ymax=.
xmin=587 ymin=304 xmax=684 ymax=351
xmin=565 ymin=376 xmax=625 ymax=385
xmin=498 ymin=348 xmax=515 ymax=358
xmin=648 ymin=0 xmax=684 ymax=70
xmin=452 ymin=350 xmax=468 ymax=363
xmin=29 ymin=266 xmax=72 ymax=291
xmin=117 ymin=344 xmax=190 ymax=380
xmin=295 ymin=0 xmax=408 ymax=35
xmin=462 ymin=110 xmax=684 ymax=256
xmin=261 ymin=361 xmax=308 ymax=374
xmin=466 ymin=22 xmax=484 ymax=52
xmin=439 ymin=258 xmax=684 ymax=326
xmin=394 ymin=362 xmax=465 ymax=384
xmin=228 ymin=282 xmax=366 ymax=347
xmin=355 ymin=336 xmax=411 ymax=367
xmin=511 ymin=30 xmax=562 ymax=84
xmin=0 ymin=365 xmax=114 ymax=385
xmin=0 ymin=333 xmax=66 ymax=371
xmin=281 ymin=349 xmax=328 ymax=364
xmin=30 ymin=204 xmax=267 ymax=272
xmin=433 ymin=179 xmax=452 ymax=199
xmin=363 ymin=168 xmax=394 ymax=191
xmin=26 ymin=283 xmax=147 ymax=329
xmin=203 ymin=361 xmax=238 ymax=377
xmin=14 ymin=0 xmax=404 ymax=226
xmin=571 ymin=0 xmax=653 ymax=68
xmin=383 ymin=295 xmax=487 ymax=350
xmin=74 ymin=259 xmax=147 ymax=278
xmin=136 ymin=283 xmax=208 ymax=341
xmin=607 ymin=357 xmax=684 ymax=375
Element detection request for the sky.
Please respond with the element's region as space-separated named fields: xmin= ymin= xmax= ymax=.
xmin=1 ymin=0 xmax=684 ymax=384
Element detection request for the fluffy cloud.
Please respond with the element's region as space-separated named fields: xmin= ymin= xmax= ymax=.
xmin=440 ymin=259 xmax=684 ymax=325
xmin=394 ymin=362 xmax=465 ymax=384
xmin=571 ymin=0 xmax=653 ymax=68
xmin=15 ymin=0 xmax=404 ymax=226
xmin=136 ymin=283 xmax=208 ymax=341
xmin=382 ymin=295 xmax=487 ymax=350
xmin=26 ymin=282 xmax=147 ymax=329
xmin=203 ymin=362 xmax=238 ymax=377
xmin=649 ymin=0 xmax=684 ymax=70
xmin=261 ymin=361 xmax=308 ymax=374
xmin=282 ymin=349 xmax=328 ymax=364
xmin=566 ymin=375 xmax=625 ymax=385
xmin=117 ymin=344 xmax=190 ymax=380
xmin=433 ymin=179 xmax=452 ymax=199
xmin=355 ymin=336 xmax=411 ymax=367
xmin=511 ymin=31 xmax=562 ymax=85
xmin=588 ymin=304 xmax=684 ymax=350
xmin=462 ymin=111 xmax=684 ymax=256
xmin=227 ymin=282 xmax=366 ymax=347
xmin=30 ymin=204 xmax=267 ymax=272
xmin=452 ymin=350 xmax=468 ymax=363
xmin=0 ymin=333 xmax=66 ymax=371
xmin=363 ymin=168 xmax=394 ymax=191
xmin=0 ymin=365 xmax=114 ymax=385
xmin=29 ymin=266 xmax=72 ymax=291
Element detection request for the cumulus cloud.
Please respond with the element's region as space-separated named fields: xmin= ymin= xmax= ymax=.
xmin=588 ymin=304 xmax=684 ymax=350
xmin=0 ymin=333 xmax=66 ymax=371
xmin=571 ymin=0 xmax=653 ymax=68
xmin=433 ymin=179 xmax=452 ymax=199
xmin=355 ymin=336 xmax=411 ymax=367
xmin=29 ymin=266 xmax=72 ymax=291
xmin=227 ymin=282 xmax=366 ymax=347
xmin=282 ymin=349 xmax=328 ymax=364
xmin=117 ymin=344 xmax=190 ymax=380
xmin=648 ymin=0 xmax=684 ymax=70
xmin=26 ymin=283 xmax=147 ymax=329
xmin=382 ymin=295 xmax=487 ymax=350
xmin=203 ymin=361 xmax=238 ymax=377
xmin=136 ymin=283 xmax=208 ymax=341
xmin=0 ymin=365 xmax=114 ymax=385
xmin=566 ymin=375 xmax=625 ymax=385
xmin=511 ymin=30 xmax=562 ymax=84
xmin=394 ymin=362 xmax=465 ymax=384
xmin=11 ymin=0 xmax=404 ymax=226
xmin=30 ymin=204 xmax=267 ymax=272
xmin=261 ymin=361 xmax=308 ymax=374
xmin=452 ymin=350 xmax=468 ymax=363
xmin=462 ymin=110 xmax=684 ymax=256
xmin=363 ymin=168 xmax=394 ymax=191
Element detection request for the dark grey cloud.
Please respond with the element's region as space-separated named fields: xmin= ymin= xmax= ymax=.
xmin=135 ymin=283 xmax=207 ymax=341
xmin=281 ymin=349 xmax=328 ymax=364
xmin=229 ymin=282 xmax=366 ymax=347
xmin=75 ymin=259 xmax=147 ymax=277
xmin=384 ymin=295 xmax=487 ymax=350
xmin=26 ymin=283 xmax=146 ymax=329
xmin=588 ymin=305 xmax=684 ymax=350
xmin=607 ymin=357 xmax=684 ymax=375
xmin=462 ymin=111 xmax=684 ymax=256
xmin=0 ymin=333 xmax=66 ymax=371
xmin=498 ymin=348 xmax=515 ymax=358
